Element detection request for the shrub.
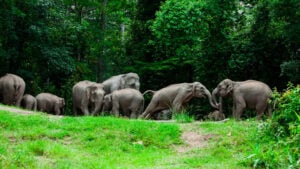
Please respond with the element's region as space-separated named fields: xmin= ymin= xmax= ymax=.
xmin=245 ymin=83 xmax=300 ymax=168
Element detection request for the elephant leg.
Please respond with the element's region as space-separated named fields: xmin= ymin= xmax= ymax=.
xmin=256 ymin=102 xmax=267 ymax=120
xmin=140 ymin=101 xmax=158 ymax=119
xmin=81 ymin=106 xmax=90 ymax=116
xmin=54 ymin=105 xmax=61 ymax=115
xmin=234 ymin=99 xmax=246 ymax=120
xmin=112 ymin=102 xmax=120 ymax=117
xmin=73 ymin=105 xmax=78 ymax=116
xmin=143 ymin=104 xmax=164 ymax=119
xmin=172 ymin=103 xmax=183 ymax=113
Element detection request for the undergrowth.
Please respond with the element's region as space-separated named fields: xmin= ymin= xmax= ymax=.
xmin=244 ymin=83 xmax=300 ymax=168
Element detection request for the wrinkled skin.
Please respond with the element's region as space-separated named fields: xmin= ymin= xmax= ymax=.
xmin=36 ymin=93 xmax=65 ymax=115
xmin=72 ymin=80 xmax=105 ymax=116
xmin=216 ymin=79 xmax=272 ymax=120
xmin=102 ymin=88 xmax=144 ymax=118
xmin=140 ymin=82 xmax=217 ymax=119
xmin=0 ymin=73 xmax=26 ymax=106
xmin=21 ymin=94 xmax=37 ymax=111
xmin=102 ymin=72 xmax=140 ymax=94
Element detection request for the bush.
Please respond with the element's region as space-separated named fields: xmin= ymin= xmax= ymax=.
xmin=245 ymin=84 xmax=300 ymax=168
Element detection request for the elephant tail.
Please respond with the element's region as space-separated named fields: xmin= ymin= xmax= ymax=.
xmin=143 ymin=90 xmax=156 ymax=95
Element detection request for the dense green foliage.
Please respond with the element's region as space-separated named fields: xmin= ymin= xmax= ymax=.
xmin=245 ymin=84 xmax=300 ymax=168
xmin=0 ymin=0 xmax=299 ymax=115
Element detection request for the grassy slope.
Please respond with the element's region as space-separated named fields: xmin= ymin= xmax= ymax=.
xmin=0 ymin=108 xmax=260 ymax=169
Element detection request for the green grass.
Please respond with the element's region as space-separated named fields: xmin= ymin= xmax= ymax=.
xmin=0 ymin=107 xmax=266 ymax=169
xmin=168 ymin=119 xmax=259 ymax=169
xmin=0 ymin=110 xmax=181 ymax=169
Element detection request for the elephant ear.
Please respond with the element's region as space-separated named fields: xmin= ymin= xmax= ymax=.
xmin=87 ymin=85 xmax=98 ymax=102
xmin=226 ymin=79 xmax=234 ymax=95
xmin=120 ymin=74 xmax=127 ymax=89
xmin=60 ymin=98 xmax=65 ymax=106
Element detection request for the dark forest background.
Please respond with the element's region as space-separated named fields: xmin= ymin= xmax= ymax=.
xmin=0 ymin=0 xmax=299 ymax=116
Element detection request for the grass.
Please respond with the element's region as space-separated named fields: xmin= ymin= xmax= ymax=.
xmin=0 ymin=107 xmax=264 ymax=168
xmin=0 ymin=109 xmax=181 ymax=169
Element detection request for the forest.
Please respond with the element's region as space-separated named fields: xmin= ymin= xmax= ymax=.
xmin=0 ymin=0 xmax=299 ymax=115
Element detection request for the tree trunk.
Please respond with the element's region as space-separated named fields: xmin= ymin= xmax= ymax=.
xmin=97 ymin=0 xmax=107 ymax=82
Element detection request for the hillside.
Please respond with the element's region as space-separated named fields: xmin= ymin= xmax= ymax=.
xmin=0 ymin=105 xmax=259 ymax=169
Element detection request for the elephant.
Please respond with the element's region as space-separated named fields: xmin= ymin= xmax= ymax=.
xmin=0 ymin=73 xmax=26 ymax=106
xmin=102 ymin=72 xmax=140 ymax=94
xmin=215 ymin=79 xmax=272 ymax=120
xmin=36 ymin=93 xmax=65 ymax=115
xmin=140 ymin=82 xmax=217 ymax=119
xmin=102 ymin=88 xmax=144 ymax=118
xmin=206 ymin=110 xmax=225 ymax=121
xmin=72 ymin=80 xmax=105 ymax=116
xmin=21 ymin=94 xmax=37 ymax=111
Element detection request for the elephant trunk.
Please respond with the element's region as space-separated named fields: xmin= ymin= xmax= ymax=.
xmin=212 ymin=91 xmax=218 ymax=107
xmin=204 ymin=88 xmax=218 ymax=109
xmin=92 ymin=102 xmax=102 ymax=116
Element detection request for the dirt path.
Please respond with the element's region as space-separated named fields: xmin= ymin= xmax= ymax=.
xmin=0 ymin=105 xmax=64 ymax=118
xmin=0 ymin=105 xmax=35 ymax=115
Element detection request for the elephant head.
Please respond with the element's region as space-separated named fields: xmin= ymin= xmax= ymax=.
xmin=217 ymin=79 xmax=234 ymax=97
xmin=192 ymin=82 xmax=218 ymax=109
xmin=102 ymin=94 xmax=112 ymax=112
xmin=88 ymin=83 xmax=105 ymax=115
xmin=120 ymin=73 xmax=140 ymax=90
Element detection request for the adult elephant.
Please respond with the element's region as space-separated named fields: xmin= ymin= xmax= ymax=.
xmin=36 ymin=93 xmax=65 ymax=115
xmin=140 ymin=82 xmax=217 ymax=119
xmin=215 ymin=79 xmax=272 ymax=120
xmin=102 ymin=88 xmax=144 ymax=118
xmin=72 ymin=80 xmax=105 ymax=116
xmin=102 ymin=72 xmax=140 ymax=94
xmin=0 ymin=73 xmax=26 ymax=106
xmin=21 ymin=94 xmax=37 ymax=111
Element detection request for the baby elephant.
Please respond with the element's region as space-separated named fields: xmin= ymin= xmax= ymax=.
xmin=21 ymin=94 xmax=37 ymax=111
xmin=36 ymin=93 xmax=65 ymax=115
xmin=102 ymin=88 xmax=144 ymax=118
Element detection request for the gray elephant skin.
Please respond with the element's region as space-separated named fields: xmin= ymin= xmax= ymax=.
xmin=102 ymin=88 xmax=144 ymax=118
xmin=140 ymin=82 xmax=217 ymax=119
xmin=0 ymin=73 xmax=26 ymax=106
xmin=36 ymin=93 xmax=65 ymax=115
xmin=215 ymin=79 xmax=272 ymax=120
xmin=72 ymin=80 xmax=105 ymax=116
xmin=21 ymin=94 xmax=37 ymax=111
xmin=102 ymin=72 xmax=140 ymax=94
xmin=212 ymin=87 xmax=224 ymax=114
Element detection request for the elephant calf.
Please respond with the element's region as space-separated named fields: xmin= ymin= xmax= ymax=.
xmin=102 ymin=88 xmax=144 ymax=118
xmin=36 ymin=93 xmax=65 ymax=115
xmin=72 ymin=80 xmax=105 ymax=116
xmin=215 ymin=79 xmax=272 ymax=120
xmin=21 ymin=94 xmax=37 ymax=111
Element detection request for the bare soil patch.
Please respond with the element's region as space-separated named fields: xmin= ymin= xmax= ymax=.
xmin=176 ymin=122 xmax=214 ymax=153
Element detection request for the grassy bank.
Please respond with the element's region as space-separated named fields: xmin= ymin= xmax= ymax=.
xmin=0 ymin=110 xmax=181 ymax=168
xmin=0 ymin=108 xmax=278 ymax=169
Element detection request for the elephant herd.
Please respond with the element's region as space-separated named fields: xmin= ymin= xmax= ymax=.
xmin=0 ymin=73 xmax=273 ymax=120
